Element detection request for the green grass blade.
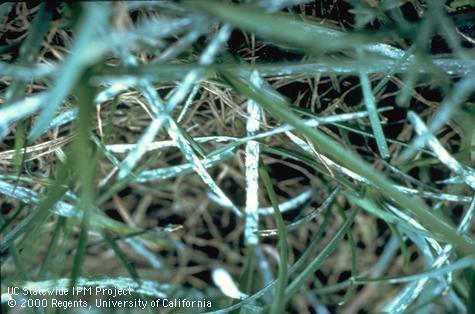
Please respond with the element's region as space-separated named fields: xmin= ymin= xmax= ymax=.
xmin=358 ymin=68 xmax=389 ymax=159
xmin=38 ymin=217 xmax=66 ymax=277
xmin=102 ymin=231 xmax=140 ymax=280
xmin=185 ymin=0 xmax=377 ymax=53
xmin=284 ymin=209 xmax=357 ymax=301
xmin=28 ymin=3 xmax=110 ymax=141
xmin=259 ymin=161 xmax=289 ymax=314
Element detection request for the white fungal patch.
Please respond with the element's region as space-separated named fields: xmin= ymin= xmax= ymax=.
xmin=244 ymin=71 xmax=262 ymax=245
xmin=117 ymin=25 xmax=231 ymax=179
xmin=212 ymin=268 xmax=248 ymax=300
xmin=408 ymin=111 xmax=475 ymax=189
xmin=167 ymin=120 xmax=242 ymax=216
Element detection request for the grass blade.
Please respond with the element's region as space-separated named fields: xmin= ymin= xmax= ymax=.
xmin=358 ymin=68 xmax=389 ymax=159
xmin=186 ymin=0 xmax=378 ymax=53
xmin=28 ymin=3 xmax=110 ymax=141
xmin=259 ymin=161 xmax=289 ymax=314
xmin=244 ymin=71 xmax=262 ymax=245
xmin=285 ymin=209 xmax=357 ymax=301
xmin=102 ymin=232 xmax=140 ymax=280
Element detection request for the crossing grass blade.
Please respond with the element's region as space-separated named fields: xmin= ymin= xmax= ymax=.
xmin=220 ymin=70 xmax=475 ymax=255
xmin=284 ymin=208 xmax=357 ymax=302
xmin=102 ymin=231 xmax=140 ymax=280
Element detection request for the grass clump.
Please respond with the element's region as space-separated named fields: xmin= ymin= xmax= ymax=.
xmin=1 ymin=1 xmax=474 ymax=313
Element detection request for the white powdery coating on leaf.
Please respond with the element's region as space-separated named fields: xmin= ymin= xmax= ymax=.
xmin=286 ymin=132 xmax=473 ymax=203
xmin=199 ymin=24 xmax=232 ymax=66
xmin=459 ymin=195 xmax=475 ymax=233
xmin=48 ymin=109 xmax=78 ymax=130
xmin=95 ymin=78 xmax=138 ymax=104
xmin=125 ymin=238 xmax=162 ymax=269
xmin=158 ymin=28 xmax=206 ymax=63
xmin=384 ymin=196 xmax=475 ymax=313
xmin=244 ymin=71 xmax=262 ymax=245
xmin=0 ymin=93 xmax=47 ymax=138
xmin=135 ymin=150 xmax=234 ymax=182
xmin=115 ymin=52 xmax=168 ymax=180
xmin=167 ymin=120 xmax=242 ymax=216
xmin=408 ymin=111 xmax=475 ymax=189
xmin=107 ymin=136 xmax=237 ymax=154
xmin=364 ymin=43 xmax=406 ymax=59
xmin=163 ymin=24 xmax=231 ymax=113
xmin=212 ymin=268 xmax=248 ymax=300
xmin=118 ymin=114 xmax=168 ymax=179
xmin=178 ymin=84 xmax=200 ymax=122
xmin=117 ymin=25 xmax=230 ymax=179
xmin=0 ymin=180 xmax=79 ymax=218
xmin=208 ymin=189 xmax=313 ymax=215
xmin=387 ymin=205 xmax=441 ymax=249
xmin=395 ymin=187 xmax=472 ymax=203
xmin=258 ymin=189 xmax=312 ymax=215
xmin=0 ymin=181 xmax=39 ymax=204
xmin=399 ymin=58 xmax=475 ymax=163
xmin=29 ymin=4 xmax=111 ymax=141
xmin=428 ymin=76 xmax=475 ymax=134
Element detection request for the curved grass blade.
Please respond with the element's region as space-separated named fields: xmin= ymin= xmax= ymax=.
xmin=258 ymin=187 xmax=339 ymax=236
xmin=398 ymin=76 xmax=475 ymax=163
xmin=208 ymin=188 xmax=313 ymax=216
xmin=284 ymin=209 xmax=357 ymax=301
